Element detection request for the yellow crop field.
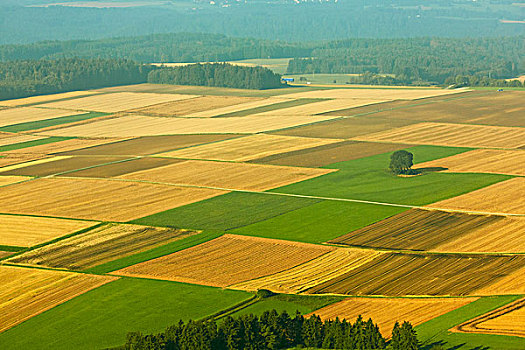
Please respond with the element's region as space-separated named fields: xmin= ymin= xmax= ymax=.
xmin=0 ymin=91 xmax=99 ymax=107
xmin=474 ymin=266 xmax=525 ymax=295
xmin=119 ymin=159 xmax=335 ymax=191
xmin=433 ymin=217 xmax=525 ymax=253
xmin=230 ymin=248 xmax=383 ymax=293
xmin=452 ymin=298 xmax=525 ymax=338
xmin=417 ymin=149 xmax=525 ymax=176
xmin=354 ymin=122 xmax=525 ymax=149
xmin=0 ymin=251 xmax=13 ymax=259
xmin=428 ymin=177 xmax=525 ymax=215
xmin=114 ymin=234 xmax=333 ymax=287
xmin=0 ymin=156 xmax=70 ymax=173
xmin=157 ymin=134 xmax=342 ymax=161
xmin=3 ymin=137 xmax=126 ymax=155
xmin=0 ymin=214 xmax=96 ymax=247
xmin=39 ymin=113 xmax=339 ymax=137
xmin=0 ymin=107 xmax=85 ymax=128
xmin=0 ymin=177 xmax=227 ymax=221
xmin=308 ymin=297 xmax=477 ymax=337
xmin=0 ymin=175 xmax=31 ymax=186
xmin=0 ymin=134 xmax=47 ymax=147
xmin=0 ymin=154 xmax=49 ymax=168
xmin=0 ymin=265 xmax=116 ymax=333
xmin=254 ymin=99 xmax=387 ymax=116
xmin=39 ymin=92 xmax=199 ymax=113
xmin=281 ymin=88 xmax=467 ymax=100
xmin=181 ymin=97 xmax=292 ymax=118
xmin=9 ymin=223 xmax=198 ymax=270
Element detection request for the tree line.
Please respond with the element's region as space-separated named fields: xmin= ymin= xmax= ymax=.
xmin=122 ymin=309 xmax=419 ymax=350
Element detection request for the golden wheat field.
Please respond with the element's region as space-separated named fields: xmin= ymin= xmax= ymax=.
xmin=0 ymin=107 xmax=85 ymax=127
xmin=39 ymin=92 xmax=198 ymax=113
xmin=0 ymin=133 xmax=47 ymax=147
xmin=118 ymin=159 xmax=335 ymax=191
xmin=0 ymin=91 xmax=99 ymax=107
xmin=2 ymin=137 xmax=126 ymax=155
xmin=0 ymin=265 xmax=116 ymax=332
xmin=280 ymin=88 xmax=467 ymax=100
xmin=0 ymin=154 xmax=49 ymax=168
xmin=308 ymin=297 xmax=477 ymax=337
xmin=114 ymin=234 xmax=333 ymax=287
xmin=180 ymin=97 xmax=292 ymax=118
xmin=0 ymin=214 xmax=96 ymax=247
xmin=253 ymin=98 xmax=387 ymax=116
xmin=417 ymin=149 xmax=525 ymax=176
xmin=0 ymin=156 xmax=70 ymax=173
xmin=230 ymin=248 xmax=383 ymax=293
xmin=0 ymin=175 xmax=31 ymax=186
xmin=354 ymin=122 xmax=525 ymax=149
xmin=428 ymin=177 xmax=525 ymax=215
xmin=157 ymin=134 xmax=342 ymax=161
xmin=473 ymin=266 xmax=525 ymax=295
xmin=0 ymin=177 xmax=227 ymax=221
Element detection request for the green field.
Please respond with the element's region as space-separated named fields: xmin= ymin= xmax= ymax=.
xmin=272 ymin=145 xmax=510 ymax=206
xmin=0 ymin=278 xmax=251 ymax=350
xmin=416 ymin=295 xmax=525 ymax=350
xmin=0 ymin=112 xmax=107 ymax=133
xmin=215 ymin=98 xmax=325 ymax=117
xmin=132 ymin=191 xmax=319 ymax=232
xmin=0 ymin=136 xmax=72 ymax=152
xmin=231 ymin=200 xmax=405 ymax=243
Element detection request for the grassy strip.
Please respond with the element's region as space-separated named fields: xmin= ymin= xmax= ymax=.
xmin=0 ymin=136 xmax=73 ymax=152
xmin=85 ymin=230 xmax=223 ymax=274
xmin=0 ymin=112 xmax=108 ymax=133
xmin=416 ymin=295 xmax=525 ymax=350
xmin=213 ymin=98 xmax=326 ymax=117
xmin=0 ymin=245 xmax=24 ymax=252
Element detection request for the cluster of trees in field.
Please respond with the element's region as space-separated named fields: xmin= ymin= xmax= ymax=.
xmin=286 ymin=37 xmax=524 ymax=86
xmin=148 ymin=63 xmax=283 ymax=90
xmin=122 ymin=309 xmax=418 ymax=350
xmin=390 ymin=151 xmax=416 ymax=176
xmin=0 ymin=58 xmax=150 ymax=100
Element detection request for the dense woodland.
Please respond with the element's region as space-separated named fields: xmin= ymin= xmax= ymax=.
xmin=122 ymin=310 xmax=419 ymax=350
xmin=148 ymin=63 xmax=283 ymax=90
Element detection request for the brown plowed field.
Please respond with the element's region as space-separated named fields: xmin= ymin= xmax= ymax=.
xmin=305 ymin=253 xmax=525 ymax=296
xmin=230 ymin=248 xmax=383 ymax=293
xmin=428 ymin=177 xmax=525 ymax=215
xmin=0 ymin=177 xmax=227 ymax=221
xmin=272 ymin=117 xmax=416 ymax=139
xmin=0 ymin=265 xmax=116 ymax=332
xmin=130 ymin=95 xmax=262 ymax=117
xmin=158 ymin=134 xmax=342 ymax=162
xmin=0 ymin=91 xmax=98 ymax=107
xmin=9 ymin=223 xmax=199 ymax=270
xmin=0 ymin=134 xmax=47 ymax=147
xmin=0 ymin=107 xmax=85 ymax=127
xmin=330 ymin=209 xmax=504 ymax=251
xmin=252 ymin=141 xmax=413 ymax=168
xmin=40 ymin=114 xmax=340 ymax=137
xmin=354 ymin=122 xmax=525 ymax=149
xmin=118 ymin=159 xmax=335 ymax=191
xmin=60 ymin=134 xmax=237 ymax=156
xmin=114 ymin=234 xmax=334 ymax=287
xmin=3 ymin=138 xmax=126 ymax=156
xmin=309 ymin=297 xmax=477 ymax=337
xmin=0 ymin=214 xmax=95 ymax=247
xmin=180 ymin=97 xmax=291 ymax=118
xmin=452 ymin=297 xmax=525 ymax=338
xmin=67 ymin=157 xmax=184 ymax=178
xmin=0 ymin=156 xmax=68 ymax=173
xmin=434 ymin=217 xmax=525 ymax=253
xmin=254 ymin=99 xmax=386 ymax=116
xmin=0 ymin=176 xmax=31 ymax=186
xmin=1 ymin=155 xmax=128 ymax=177
xmin=281 ymin=88 xmax=465 ymax=100
xmin=417 ymin=149 xmax=525 ymax=176
xmin=39 ymin=92 xmax=198 ymax=113
xmin=474 ymin=267 xmax=525 ymax=296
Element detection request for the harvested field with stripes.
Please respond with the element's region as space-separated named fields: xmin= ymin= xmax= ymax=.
xmin=309 ymin=297 xmax=477 ymax=337
xmin=0 ymin=214 xmax=95 ymax=247
xmin=0 ymin=175 xmax=31 ymax=186
xmin=474 ymin=267 xmax=525 ymax=296
xmin=0 ymin=265 xmax=116 ymax=332
xmin=329 ymin=209 xmax=505 ymax=251
xmin=158 ymin=134 xmax=342 ymax=161
xmin=114 ymin=234 xmax=334 ymax=287
xmin=428 ymin=177 xmax=525 ymax=215
xmin=0 ymin=91 xmax=99 ymax=107
xmin=39 ymin=92 xmax=197 ymax=113
xmin=305 ymin=253 xmax=525 ymax=296
xmin=281 ymin=88 xmax=466 ymax=100
xmin=0 ymin=251 xmax=13 ymax=259
xmin=0 ymin=156 xmax=68 ymax=173
xmin=251 ymin=141 xmax=413 ymax=167
xmin=452 ymin=297 xmax=525 ymax=338
xmin=354 ymin=122 xmax=525 ymax=149
xmin=253 ymin=99 xmax=386 ymax=116
xmin=129 ymin=95 xmax=262 ymax=117
xmin=9 ymin=223 xmax=199 ymax=270
xmin=61 ymin=134 xmax=236 ymax=156
xmin=180 ymin=97 xmax=292 ymax=118
xmin=0 ymin=107 xmax=84 ymax=128
xmin=0 ymin=154 xmax=50 ymax=168
xmin=2 ymin=138 xmax=125 ymax=156
xmin=0 ymin=134 xmax=47 ymax=147
xmin=67 ymin=157 xmax=184 ymax=178
xmin=417 ymin=149 xmax=525 ymax=176
xmin=0 ymin=177 xmax=226 ymax=221
xmin=230 ymin=248 xmax=383 ymax=293
xmin=39 ymin=114 xmax=339 ymax=137
xmin=119 ymin=159 xmax=335 ymax=191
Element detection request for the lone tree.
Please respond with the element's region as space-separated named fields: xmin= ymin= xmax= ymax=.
xmin=389 ymin=150 xmax=414 ymax=175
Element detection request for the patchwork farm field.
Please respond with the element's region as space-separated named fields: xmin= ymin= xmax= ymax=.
xmin=0 ymin=85 xmax=523 ymax=349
